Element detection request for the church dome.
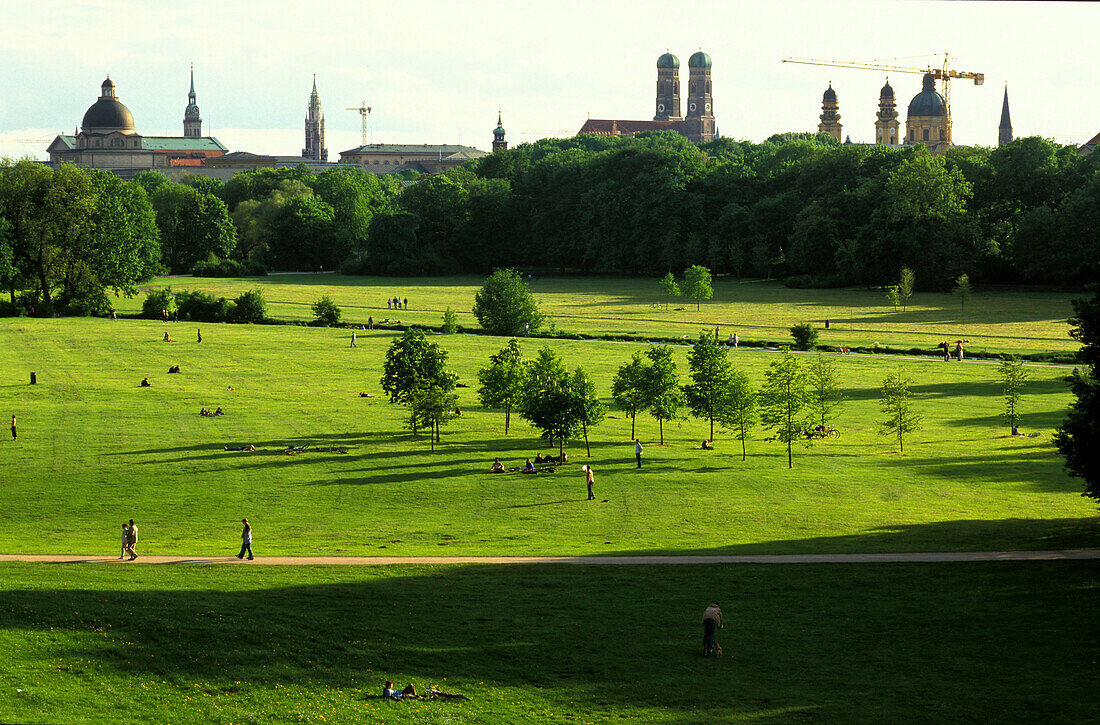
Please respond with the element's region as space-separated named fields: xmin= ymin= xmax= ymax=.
xmin=82 ymin=77 xmax=136 ymax=133
xmin=657 ymin=52 xmax=679 ymax=69
xmin=493 ymin=123 xmax=506 ymax=138
xmin=823 ymin=83 xmax=836 ymax=102
xmin=880 ymin=79 xmax=894 ymax=99
xmin=688 ymin=51 xmax=712 ymax=69
xmin=907 ymin=73 xmax=945 ymax=117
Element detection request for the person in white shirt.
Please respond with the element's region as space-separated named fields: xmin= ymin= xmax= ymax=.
xmin=237 ymin=518 xmax=254 ymax=560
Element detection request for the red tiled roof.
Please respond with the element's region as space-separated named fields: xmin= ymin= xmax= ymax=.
xmin=578 ymin=119 xmax=682 ymax=136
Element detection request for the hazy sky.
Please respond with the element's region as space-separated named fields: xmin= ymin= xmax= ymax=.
xmin=2 ymin=0 xmax=1096 ymax=160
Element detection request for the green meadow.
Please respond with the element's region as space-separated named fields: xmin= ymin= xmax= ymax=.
xmin=116 ymin=274 xmax=1078 ymax=356
xmin=0 ymin=561 xmax=1097 ymax=724
xmin=0 ymin=313 xmax=1093 ymax=557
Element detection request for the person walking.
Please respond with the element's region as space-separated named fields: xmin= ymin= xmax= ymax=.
xmin=524 ymin=322 xmax=529 ymax=338
xmin=702 ymin=602 xmax=723 ymax=657
xmin=350 ymin=331 xmax=357 ymax=348
xmin=119 ymin=523 xmax=129 ymax=559
xmin=10 ymin=413 xmax=15 ymax=441
xmin=367 ymin=315 xmax=374 ymax=330
xmin=237 ymin=518 xmax=254 ymax=560
xmin=197 ymin=328 xmax=202 ymax=343
xmin=124 ymin=519 xmax=138 ymax=560
xmin=584 ymin=465 xmax=595 ymax=500
xmin=403 ymin=297 xmax=408 ymax=310
xmin=635 ymin=439 xmax=643 ymax=469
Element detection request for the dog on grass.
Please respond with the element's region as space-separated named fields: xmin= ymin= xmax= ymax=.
xmin=714 ymin=643 xmax=723 ymax=658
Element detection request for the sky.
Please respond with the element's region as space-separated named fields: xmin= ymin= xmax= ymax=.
xmin=2 ymin=0 xmax=1097 ymax=160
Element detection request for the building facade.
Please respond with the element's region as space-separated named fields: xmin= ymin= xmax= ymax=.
xmin=303 ymin=75 xmax=327 ymax=161
xmin=874 ymin=79 xmax=900 ymax=145
xmin=905 ymin=73 xmax=950 ymax=150
xmin=338 ymin=144 xmax=487 ymax=173
xmin=654 ymin=52 xmax=682 ymax=122
xmin=818 ymin=83 xmax=842 ymax=141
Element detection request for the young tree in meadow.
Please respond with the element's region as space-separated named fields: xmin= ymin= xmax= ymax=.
xmin=519 ymin=346 xmax=579 ymax=459
xmin=898 ymin=267 xmax=916 ymax=312
xmin=381 ymin=329 xmax=457 ymax=434
xmin=682 ymin=265 xmax=713 ymax=311
xmin=953 ymin=273 xmax=973 ymax=312
xmin=612 ymin=352 xmax=648 ymax=439
xmin=658 ymin=272 xmax=680 ymax=308
xmin=570 ymin=367 xmax=607 ymax=458
xmin=878 ymin=370 xmax=923 ymax=452
xmin=406 ymin=383 xmax=459 ymax=451
xmin=477 ymin=339 xmax=528 ymax=434
xmin=806 ymin=353 xmax=843 ymax=430
xmin=718 ymin=369 xmax=757 ymax=461
xmin=759 ymin=348 xmax=811 ymax=469
xmin=644 ymin=345 xmax=685 ymax=445
xmin=885 ymin=284 xmax=901 ymax=312
xmin=998 ymin=356 xmax=1028 ymax=434
xmin=1054 ymin=289 xmax=1100 ymax=504
xmin=472 ymin=268 xmax=544 ymax=336
xmin=683 ymin=332 xmax=735 ymax=441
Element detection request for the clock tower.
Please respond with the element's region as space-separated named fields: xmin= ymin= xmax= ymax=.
xmin=654 ymin=51 xmax=681 ymax=122
xmin=683 ymin=50 xmax=715 ymax=144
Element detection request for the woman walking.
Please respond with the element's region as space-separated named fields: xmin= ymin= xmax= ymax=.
xmin=237 ymin=518 xmax=254 ymax=560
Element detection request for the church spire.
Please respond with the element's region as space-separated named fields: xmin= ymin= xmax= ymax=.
xmin=303 ymin=75 xmax=327 ymax=161
xmin=493 ymin=109 xmax=507 ymax=153
xmin=183 ymin=63 xmax=202 ymax=138
xmin=998 ymin=85 xmax=1013 ymax=146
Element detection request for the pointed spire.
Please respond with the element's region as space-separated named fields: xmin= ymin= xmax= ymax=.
xmin=189 ymin=63 xmax=195 ymax=94
xmin=497 ymin=109 xmax=502 ymax=127
xmin=999 ymin=84 xmax=1012 ymax=129
xmin=312 ymin=74 xmax=318 ymax=95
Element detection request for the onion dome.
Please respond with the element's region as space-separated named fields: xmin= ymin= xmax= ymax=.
xmin=657 ymin=52 xmax=680 ymax=69
xmin=880 ymin=79 xmax=894 ymax=99
xmin=493 ymin=111 xmax=506 ymax=138
xmin=823 ymin=83 xmax=837 ymax=102
xmin=81 ymin=76 xmax=136 ymax=133
xmin=688 ymin=50 xmax=712 ymax=69
xmin=907 ymin=73 xmax=945 ymax=117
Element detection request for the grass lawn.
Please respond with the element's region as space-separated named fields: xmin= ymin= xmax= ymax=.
xmin=0 ymin=561 xmax=1096 ymax=724
xmin=115 ymin=274 xmax=1080 ymax=356
xmin=1 ymin=317 xmax=1094 ymax=557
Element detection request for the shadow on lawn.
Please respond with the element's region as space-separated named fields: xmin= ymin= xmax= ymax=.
xmin=840 ymin=376 xmax=1069 ymax=402
xmin=1 ymin=562 xmax=1096 ymax=722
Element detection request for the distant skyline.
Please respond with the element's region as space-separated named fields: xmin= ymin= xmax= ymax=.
xmin=2 ymin=0 xmax=1096 ymax=160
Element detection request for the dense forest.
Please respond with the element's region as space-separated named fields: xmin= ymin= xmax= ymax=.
xmin=2 ymin=131 xmax=1097 ymax=313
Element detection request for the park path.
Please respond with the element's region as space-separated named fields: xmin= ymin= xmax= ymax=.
xmin=1 ymin=550 xmax=1098 ymax=566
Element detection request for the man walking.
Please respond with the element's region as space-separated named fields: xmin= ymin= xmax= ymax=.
xmin=10 ymin=413 xmax=15 ymax=440
xmin=702 ymin=602 xmax=723 ymax=657
xmin=351 ymin=331 xmax=357 ymax=348
xmin=635 ymin=439 xmax=643 ymax=468
xmin=237 ymin=518 xmax=254 ymax=560
xmin=124 ymin=519 xmax=138 ymax=560
xmin=584 ymin=465 xmax=595 ymax=500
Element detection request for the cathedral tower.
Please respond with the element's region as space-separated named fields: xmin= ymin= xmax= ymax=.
xmin=875 ymin=78 xmax=899 ymax=145
xmin=183 ymin=64 xmax=201 ymax=138
xmin=303 ymin=75 xmax=327 ymax=161
xmin=654 ymin=51 xmax=681 ymax=122
xmin=905 ymin=73 xmax=950 ymax=149
xmin=682 ymin=50 xmax=715 ymax=144
xmin=817 ymin=83 xmax=842 ymax=142
xmin=998 ymin=85 xmax=1013 ymax=146
xmin=492 ymin=110 xmax=507 ymax=152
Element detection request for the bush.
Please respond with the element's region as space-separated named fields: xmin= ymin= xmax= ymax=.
xmin=0 ymin=299 xmax=27 ymax=318
xmin=311 ymin=296 xmax=342 ymax=326
xmin=141 ymin=287 xmax=176 ymax=319
xmin=472 ymin=268 xmax=544 ymax=336
xmin=441 ymin=307 xmax=458 ymax=334
xmin=175 ymin=290 xmax=232 ymax=322
xmin=61 ymin=286 xmax=112 ymax=317
xmin=789 ymin=322 xmax=819 ymax=351
xmin=232 ymin=289 xmax=266 ymax=324
xmin=191 ymin=256 xmax=266 ymax=278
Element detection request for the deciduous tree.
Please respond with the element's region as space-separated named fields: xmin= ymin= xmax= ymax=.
xmin=644 ymin=345 xmax=684 ymax=444
xmin=806 ymin=353 xmax=843 ymax=430
xmin=477 ymin=339 xmax=528 ymax=434
xmin=612 ymin=352 xmax=648 ymax=439
xmin=759 ymin=348 xmax=811 ymax=468
xmin=998 ymin=356 xmax=1028 ymax=434
xmin=473 ymin=268 xmax=544 ymax=336
xmin=1054 ymin=289 xmax=1100 ymax=504
xmin=682 ymin=265 xmax=713 ymax=311
xmin=381 ymin=329 xmax=457 ymax=433
xmin=718 ymin=369 xmax=757 ymax=460
xmin=683 ymin=332 xmax=735 ymax=441
xmin=879 ymin=370 xmax=923 ymax=452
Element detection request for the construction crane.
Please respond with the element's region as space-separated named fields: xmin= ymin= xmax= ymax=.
xmin=782 ymin=53 xmax=984 ymax=141
xmin=346 ymin=101 xmax=372 ymax=145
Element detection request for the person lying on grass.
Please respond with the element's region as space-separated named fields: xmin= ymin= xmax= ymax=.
xmin=383 ymin=681 xmax=420 ymax=700
xmin=224 ymin=445 xmax=256 ymax=452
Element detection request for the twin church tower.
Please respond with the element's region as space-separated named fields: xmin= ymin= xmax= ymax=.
xmin=654 ymin=51 xmax=716 ymax=144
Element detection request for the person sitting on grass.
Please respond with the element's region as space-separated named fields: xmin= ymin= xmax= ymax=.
xmin=140 ymin=377 xmax=151 ymax=387
xmin=214 ymin=407 xmax=224 ymax=416
xmin=224 ymin=444 xmax=256 ymax=452
xmin=383 ymin=681 xmax=419 ymax=700
xmin=489 ymin=458 xmax=505 ymax=473
xmin=163 ymin=331 xmax=174 ymax=342
xmin=522 ymin=458 xmax=536 ymax=473
xmin=200 ymin=408 xmax=210 ymax=416
xmin=534 ymin=453 xmax=545 ymax=464
xmin=168 ymin=365 xmax=180 ymax=374
xmin=700 ymin=439 xmax=714 ymax=450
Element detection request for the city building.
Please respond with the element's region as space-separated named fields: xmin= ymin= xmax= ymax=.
xmin=818 ymin=83 xmax=842 ymax=142
xmin=905 ymin=73 xmax=950 ymax=150
xmin=874 ymin=79 xmax=900 ymax=145
xmin=47 ymin=74 xmax=226 ymax=174
xmin=578 ymin=50 xmax=716 ymax=145
xmin=337 ymin=144 xmax=487 ymax=173
xmin=303 ymin=75 xmax=327 ymax=161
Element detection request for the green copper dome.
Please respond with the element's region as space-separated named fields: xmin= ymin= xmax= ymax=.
xmin=907 ymin=73 xmax=945 ymax=117
xmin=657 ymin=52 xmax=679 ymax=69
xmin=688 ymin=51 xmax=712 ymax=69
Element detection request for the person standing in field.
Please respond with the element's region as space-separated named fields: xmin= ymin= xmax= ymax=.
xmin=197 ymin=328 xmax=202 ymax=343
xmin=119 ymin=523 xmax=128 ymax=559
xmin=368 ymin=316 xmax=374 ymax=330
xmin=702 ymin=602 xmax=723 ymax=657
xmin=584 ymin=465 xmax=595 ymax=500
xmin=403 ymin=297 xmax=408 ymax=310
xmin=124 ymin=519 xmax=138 ymax=560
xmin=351 ymin=331 xmax=357 ymax=348
xmin=237 ymin=518 xmax=254 ymax=560
xmin=10 ymin=413 xmax=15 ymax=440
xmin=635 ymin=439 xmax=643 ymax=469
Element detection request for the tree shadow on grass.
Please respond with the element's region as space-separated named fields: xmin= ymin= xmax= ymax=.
xmin=1 ymin=562 xmax=1096 ymax=723
xmin=840 ymin=376 xmax=1070 ymax=402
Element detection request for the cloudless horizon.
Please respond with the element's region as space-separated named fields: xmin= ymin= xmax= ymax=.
xmin=2 ymin=0 xmax=1096 ymax=161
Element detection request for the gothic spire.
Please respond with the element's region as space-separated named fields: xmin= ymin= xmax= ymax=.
xmin=998 ymin=85 xmax=1013 ymax=146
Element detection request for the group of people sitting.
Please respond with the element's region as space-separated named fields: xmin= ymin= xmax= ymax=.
xmin=167 ymin=365 xmax=181 ymax=374
xmin=200 ymin=407 xmax=224 ymax=416
xmin=489 ymin=455 xmax=562 ymax=474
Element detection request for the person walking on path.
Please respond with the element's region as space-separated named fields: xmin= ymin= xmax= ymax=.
xmin=351 ymin=331 xmax=357 ymax=348
xmin=955 ymin=340 xmax=965 ymax=362
xmin=702 ymin=602 xmax=723 ymax=657
xmin=237 ymin=518 xmax=254 ymax=560
xmin=635 ymin=439 xmax=643 ymax=468
xmin=584 ymin=465 xmax=595 ymax=500
xmin=124 ymin=519 xmax=138 ymax=560
xmin=118 ymin=523 xmax=128 ymax=559
xmin=10 ymin=414 xmax=15 ymax=440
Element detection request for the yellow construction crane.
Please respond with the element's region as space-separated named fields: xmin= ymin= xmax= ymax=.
xmin=782 ymin=53 xmax=984 ymax=140
xmin=346 ymin=101 xmax=372 ymax=145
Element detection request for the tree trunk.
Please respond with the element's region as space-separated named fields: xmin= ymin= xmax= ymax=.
xmin=582 ymin=421 xmax=591 ymax=457
xmin=505 ymin=405 xmax=511 ymax=435
xmin=430 ymin=424 xmax=435 ymax=451
xmin=740 ymin=424 xmax=746 ymax=461
xmin=559 ymin=437 xmax=564 ymax=460
xmin=709 ymin=415 xmax=714 ymax=442
xmin=630 ymin=409 xmax=635 ymax=439
xmin=899 ymin=430 xmax=904 ymax=453
xmin=787 ymin=438 xmax=792 ymax=469
xmin=659 ymin=418 xmax=664 ymax=445
xmin=435 ymin=419 xmax=440 ymax=443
